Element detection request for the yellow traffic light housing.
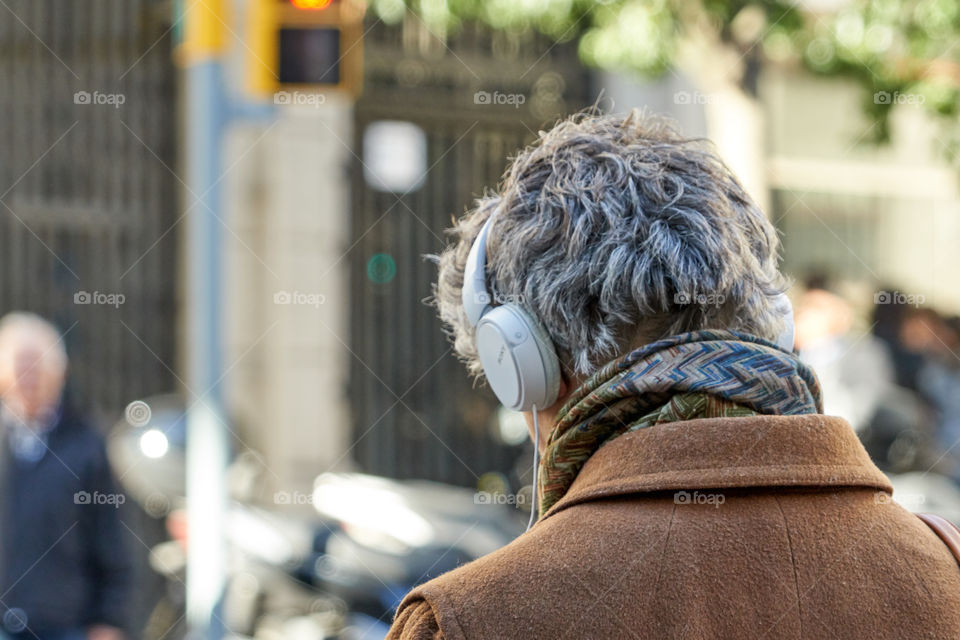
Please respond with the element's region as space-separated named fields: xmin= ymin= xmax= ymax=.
xmin=247 ymin=0 xmax=364 ymax=98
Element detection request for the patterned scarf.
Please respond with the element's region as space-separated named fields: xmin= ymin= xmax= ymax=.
xmin=537 ymin=330 xmax=823 ymax=516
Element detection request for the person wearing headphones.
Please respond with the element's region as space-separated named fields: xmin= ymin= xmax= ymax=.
xmin=387 ymin=109 xmax=960 ymax=639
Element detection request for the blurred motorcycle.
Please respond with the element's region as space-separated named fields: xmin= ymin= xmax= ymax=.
xmin=107 ymin=395 xmax=525 ymax=639
xmin=305 ymin=472 xmax=525 ymax=623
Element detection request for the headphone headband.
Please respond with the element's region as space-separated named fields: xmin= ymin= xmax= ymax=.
xmin=462 ymin=217 xmax=494 ymax=327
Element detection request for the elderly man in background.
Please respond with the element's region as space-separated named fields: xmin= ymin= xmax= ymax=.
xmin=388 ymin=110 xmax=960 ymax=639
xmin=0 ymin=313 xmax=131 ymax=640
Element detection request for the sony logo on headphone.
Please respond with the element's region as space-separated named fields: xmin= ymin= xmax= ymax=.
xmin=497 ymin=345 xmax=506 ymax=365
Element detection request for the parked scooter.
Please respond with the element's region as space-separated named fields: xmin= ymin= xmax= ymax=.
xmin=108 ymin=395 xmax=526 ymax=639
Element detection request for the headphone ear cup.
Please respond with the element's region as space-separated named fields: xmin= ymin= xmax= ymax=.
xmin=475 ymin=304 xmax=561 ymax=411
xmin=523 ymin=308 xmax=561 ymax=406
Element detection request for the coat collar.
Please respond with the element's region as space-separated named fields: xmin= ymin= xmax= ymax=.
xmin=541 ymin=414 xmax=892 ymax=521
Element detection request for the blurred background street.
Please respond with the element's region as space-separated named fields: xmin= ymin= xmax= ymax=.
xmin=2 ymin=0 xmax=960 ymax=638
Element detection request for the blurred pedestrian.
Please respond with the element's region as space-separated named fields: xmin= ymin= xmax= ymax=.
xmin=873 ymin=290 xmax=927 ymax=391
xmin=0 ymin=313 xmax=132 ymax=640
xmin=794 ymin=281 xmax=893 ymax=432
xmin=903 ymin=308 xmax=960 ymax=476
xmin=388 ymin=110 xmax=960 ymax=639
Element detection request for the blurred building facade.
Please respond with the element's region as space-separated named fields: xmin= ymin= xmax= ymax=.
xmin=765 ymin=69 xmax=960 ymax=312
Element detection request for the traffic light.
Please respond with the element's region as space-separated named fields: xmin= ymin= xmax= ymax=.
xmin=289 ymin=0 xmax=334 ymax=8
xmin=247 ymin=0 xmax=364 ymax=97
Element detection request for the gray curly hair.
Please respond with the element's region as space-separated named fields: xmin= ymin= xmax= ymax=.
xmin=433 ymin=109 xmax=787 ymax=379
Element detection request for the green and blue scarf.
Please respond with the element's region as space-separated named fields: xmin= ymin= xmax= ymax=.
xmin=538 ymin=330 xmax=823 ymax=516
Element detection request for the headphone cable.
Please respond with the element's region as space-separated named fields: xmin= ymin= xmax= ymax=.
xmin=527 ymin=405 xmax=540 ymax=532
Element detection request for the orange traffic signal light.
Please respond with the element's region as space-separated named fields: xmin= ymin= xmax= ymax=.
xmin=290 ymin=0 xmax=333 ymax=9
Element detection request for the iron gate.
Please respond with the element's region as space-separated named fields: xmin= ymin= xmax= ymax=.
xmin=350 ymin=18 xmax=590 ymax=487
xmin=0 ymin=0 xmax=178 ymax=424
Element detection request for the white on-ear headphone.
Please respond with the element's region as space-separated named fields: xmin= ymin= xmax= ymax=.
xmin=461 ymin=216 xmax=796 ymax=413
xmin=461 ymin=217 xmax=562 ymax=412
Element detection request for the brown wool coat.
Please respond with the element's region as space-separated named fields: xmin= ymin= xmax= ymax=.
xmin=387 ymin=414 xmax=960 ymax=639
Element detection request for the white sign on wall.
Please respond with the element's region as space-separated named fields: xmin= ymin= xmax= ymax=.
xmin=362 ymin=120 xmax=428 ymax=193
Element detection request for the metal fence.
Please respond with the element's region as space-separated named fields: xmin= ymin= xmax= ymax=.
xmin=0 ymin=0 xmax=178 ymax=425
xmin=349 ymin=17 xmax=590 ymax=487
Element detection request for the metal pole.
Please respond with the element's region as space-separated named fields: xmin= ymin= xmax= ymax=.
xmin=180 ymin=1 xmax=228 ymax=638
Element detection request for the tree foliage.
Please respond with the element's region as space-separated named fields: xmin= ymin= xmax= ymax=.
xmin=368 ymin=0 xmax=960 ymax=155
